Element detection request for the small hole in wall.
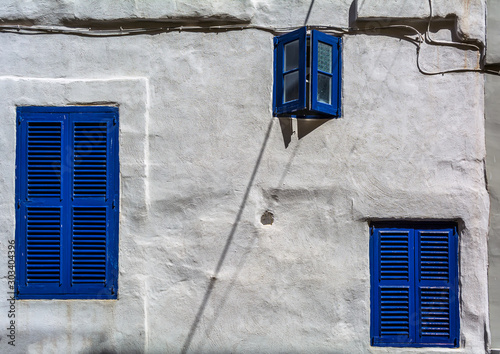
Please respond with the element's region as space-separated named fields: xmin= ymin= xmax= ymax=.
xmin=261 ymin=211 xmax=274 ymax=225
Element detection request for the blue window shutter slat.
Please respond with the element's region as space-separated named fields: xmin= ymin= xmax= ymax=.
xmin=25 ymin=207 xmax=62 ymax=284
xmin=419 ymin=288 xmax=451 ymax=336
xmin=26 ymin=120 xmax=63 ymax=199
xmin=418 ymin=231 xmax=450 ymax=281
xmin=72 ymin=121 xmax=109 ymax=199
xmin=273 ymin=27 xmax=307 ymax=115
xmin=71 ymin=207 xmax=107 ymax=284
xmin=380 ymin=230 xmax=410 ymax=281
xmin=311 ymin=30 xmax=341 ymax=116
xmin=379 ymin=287 xmax=410 ymax=336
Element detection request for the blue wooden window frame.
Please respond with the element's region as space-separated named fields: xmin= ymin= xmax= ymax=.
xmin=273 ymin=27 xmax=342 ymax=118
xmin=273 ymin=27 xmax=307 ymax=115
xmin=15 ymin=106 xmax=119 ymax=299
xmin=370 ymin=222 xmax=459 ymax=347
xmin=310 ymin=30 xmax=341 ymax=117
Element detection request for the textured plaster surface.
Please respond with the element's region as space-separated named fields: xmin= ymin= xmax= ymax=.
xmin=0 ymin=77 xmax=149 ymax=353
xmin=486 ymin=0 xmax=500 ymax=348
xmin=486 ymin=0 xmax=500 ymax=63
xmin=486 ymin=75 xmax=500 ymax=349
xmin=0 ymin=1 xmax=490 ymax=353
xmin=356 ymin=0 xmax=486 ymax=44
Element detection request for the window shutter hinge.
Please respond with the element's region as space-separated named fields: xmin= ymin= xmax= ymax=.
xmin=113 ymin=118 xmax=117 ymax=125
xmin=112 ymin=200 xmax=116 ymax=209
xmin=17 ymin=117 xmax=22 ymax=125
xmin=16 ymin=201 xmax=20 ymax=209
xmin=273 ymin=37 xmax=279 ymax=46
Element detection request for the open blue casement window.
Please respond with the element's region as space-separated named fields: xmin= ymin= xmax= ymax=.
xmin=273 ymin=27 xmax=341 ymax=118
xmin=273 ymin=27 xmax=307 ymax=115
xmin=15 ymin=106 xmax=119 ymax=299
xmin=370 ymin=223 xmax=459 ymax=348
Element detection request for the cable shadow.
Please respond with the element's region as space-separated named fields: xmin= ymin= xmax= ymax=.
xmin=192 ymin=234 xmax=257 ymax=353
xmin=181 ymin=118 xmax=274 ymax=354
xmin=349 ymin=0 xmax=358 ymax=29
xmin=304 ymin=0 xmax=315 ymax=26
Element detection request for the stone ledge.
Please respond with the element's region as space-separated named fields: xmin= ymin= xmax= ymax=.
xmin=355 ymin=0 xmax=485 ymax=44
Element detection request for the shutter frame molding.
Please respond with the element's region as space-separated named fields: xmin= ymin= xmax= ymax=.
xmin=15 ymin=106 xmax=119 ymax=299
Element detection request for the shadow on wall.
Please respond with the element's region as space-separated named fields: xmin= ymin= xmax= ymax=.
xmin=278 ymin=117 xmax=331 ymax=148
xmin=349 ymin=0 xmax=358 ymax=28
xmin=279 ymin=117 xmax=292 ymax=148
xmin=181 ymin=0 xmax=429 ymax=347
xmin=297 ymin=119 xmax=330 ymax=139
xmin=304 ymin=0 xmax=315 ymax=25
xmin=181 ymin=118 xmax=274 ymax=354
xmin=15 ymin=332 xmax=143 ymax=354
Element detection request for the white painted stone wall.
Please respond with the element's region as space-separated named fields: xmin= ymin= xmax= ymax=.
xmin=485 ymin=0 xmax=500 ymax=350
xmin=0 ymin=1 xmax=489 ymax=353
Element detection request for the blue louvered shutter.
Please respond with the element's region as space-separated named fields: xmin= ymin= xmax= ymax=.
xmin=273 ymin=27 xmax=307 ymax=115
xmin=371 ymin=228 xmax=415 ymax=346
xmin=25 ymin=120 xmax=63 ymax=199
xmin=311 ymin=30 xmax=341 ymax=117
xmin=73 ymin=120 xmax=109 ymax=198
xmin=16 ymin=107 xmax=118 ymax=299
xmin=371 ymin=224 xmax=459 ymax=348
xmin=24 ymin=207 xmax=62 ymax=285
xmin=416 ymin=228 xmax=459 ymax=347
xmin=69 ymin=113 xmax=118 ymax=296
xmin=16 ymin=113 xmax=65 ymax=296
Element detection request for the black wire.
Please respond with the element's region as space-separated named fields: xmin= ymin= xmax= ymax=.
xmin=0 ymin=19 xmax=498 ymax=76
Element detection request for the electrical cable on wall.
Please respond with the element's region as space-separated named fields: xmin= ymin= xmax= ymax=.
xmin=0 ymin=0 xmax=497 ymax=76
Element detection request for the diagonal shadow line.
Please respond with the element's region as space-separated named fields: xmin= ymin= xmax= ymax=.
xmin=181 ymin=118 xmax=274 ymax=354
xmin=304 ymin=0 xmax=315 ymax=26
xmin=193 ymin=235 xmax=257 ymax=353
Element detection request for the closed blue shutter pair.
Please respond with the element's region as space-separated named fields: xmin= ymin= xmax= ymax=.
xmin=15 ymin=107 xmax=119 ymax=299
xmin=370 ymin=224 xmax=459 ymax=347
xmin=273 ymin=27 xmax=342 ymax=118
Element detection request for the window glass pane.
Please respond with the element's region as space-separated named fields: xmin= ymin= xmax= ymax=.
xmin=318 ymin=42 xmax=332 ymax=73
xmin=284 ymin=40 xmax=299 ymax=71
xmin=317 ymin=73 xmax=331 ymax=104
xmin=284 ymin=71 xmax=299 ymax=102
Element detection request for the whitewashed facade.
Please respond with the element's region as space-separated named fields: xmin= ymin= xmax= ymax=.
xmin=0 ymin=1 xmax=492 ymax=353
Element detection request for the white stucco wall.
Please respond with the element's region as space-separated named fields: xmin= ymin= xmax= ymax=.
xmin=486 ymin=73 xmax=500 ymax=351
xmin=486 ymin=0 xmax=500 ymax=350
xmin=357 ymin=0 xmax=485 ymax=42
xmin=0 ymin=1 xmax=490 ymax=353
